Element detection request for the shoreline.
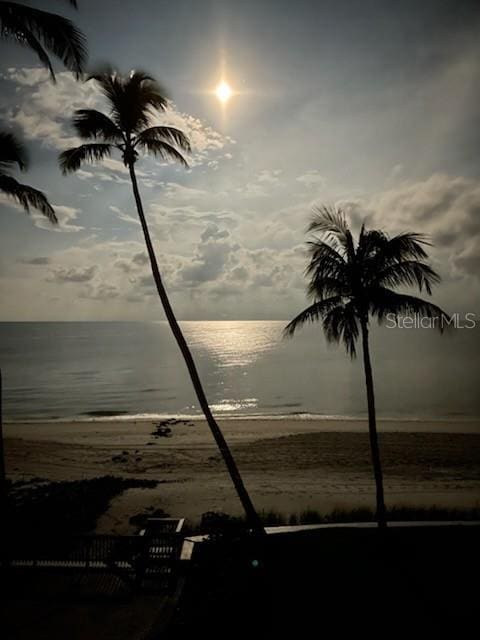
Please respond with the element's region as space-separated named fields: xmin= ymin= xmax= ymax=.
xmin=4 ymin=416 xmax=480 ymax=437
xmin=5 ymin=412 xmax=480 ymax=423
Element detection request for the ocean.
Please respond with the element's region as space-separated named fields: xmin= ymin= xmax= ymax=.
xmin=0 ymin=321 xmax=479 ymax=421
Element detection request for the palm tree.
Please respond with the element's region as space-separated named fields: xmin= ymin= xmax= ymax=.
xmin=285 ymin=206 xmax=449 ymax=528
xmin=59 ymin=69 xmax=264 ymax=534
xmin=0 ymin=0 xmax=86 ymax=81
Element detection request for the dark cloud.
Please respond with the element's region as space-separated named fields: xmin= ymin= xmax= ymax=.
xmin=132 ymin=252 xmax=149 ymax=266
xmin=20 ymin=257 xmax=51 ymax=265
xmin=180 ymin=224 xmax=239 ymax=284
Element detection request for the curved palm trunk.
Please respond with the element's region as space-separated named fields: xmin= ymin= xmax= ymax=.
xmin=360 ymin=319 xmax=387 ymax=528
xmin=127 ymin=162 xmax=264 ymax=535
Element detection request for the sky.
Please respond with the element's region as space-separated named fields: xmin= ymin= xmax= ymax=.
xmin=0 ymin=0 xmax=479 ymax=321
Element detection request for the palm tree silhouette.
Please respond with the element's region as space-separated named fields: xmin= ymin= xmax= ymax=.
xmin=0 ymin=0 xmax=86 ymax=81
xmin=59 ymin=69 xmax=263 ymax=533
xmin=285 ymin=206 xmax=448 ymax=528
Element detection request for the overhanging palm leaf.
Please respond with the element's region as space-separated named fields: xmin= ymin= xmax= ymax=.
xmin=1 ymin=130 xmax=56 ymax=222
xmin=0 ymin=131 xmax=27 ymax=171
xmin=286 ymin=206 xmax=449 ymax=528
xmin=0 ymin=174 xmax=56 ymax=222
xmin=0 ymin=1 xmax=87 ymax=81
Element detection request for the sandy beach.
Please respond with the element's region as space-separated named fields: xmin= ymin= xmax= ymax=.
xmin=4 ymin=418 xmax=480 ymax=530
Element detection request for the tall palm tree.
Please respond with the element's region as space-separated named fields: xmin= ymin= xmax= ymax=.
xmin=0 ymin=0 xmax=86 ymax=81
xmin=59 ymin=69 xmax=263 ymax=534
xmin=285 ymin=206 xmax=448 ymax=528
xmin=0 ymin=131 xmax=57 ymax=221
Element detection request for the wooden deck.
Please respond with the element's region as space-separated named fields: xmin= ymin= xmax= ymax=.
xmin=1 ymin=518 xmax=185 ymax=593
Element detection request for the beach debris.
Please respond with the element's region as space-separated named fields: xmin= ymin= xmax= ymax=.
xmin=112 ymin=454 xmax=128 ymax=463
xmin=111 ymin=450 xmax=143 ymax=464
xmin=151 ymin=417 xmax=195 ymax=438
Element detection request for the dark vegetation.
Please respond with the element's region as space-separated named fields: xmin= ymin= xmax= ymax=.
xmin=4 ymin=476 xmax=157 ymax=535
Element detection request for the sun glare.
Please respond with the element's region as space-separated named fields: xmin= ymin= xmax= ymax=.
xmin=215 ymin=80 xmax=233 ymax=104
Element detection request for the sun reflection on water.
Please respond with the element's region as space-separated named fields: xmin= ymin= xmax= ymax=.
xmin=180 ymin=320 xmax=284 ymax=367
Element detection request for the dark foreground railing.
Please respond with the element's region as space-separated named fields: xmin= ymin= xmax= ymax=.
xmin=1 ymin=518 xmax=185 ymax=591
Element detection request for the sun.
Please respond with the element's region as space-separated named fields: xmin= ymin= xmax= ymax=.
xmin=215 ymin=80 xmax=233 ymax=104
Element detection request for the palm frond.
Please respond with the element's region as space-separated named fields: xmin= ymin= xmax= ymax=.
xmin=89 ymin=69 xmax=168 ymax=135
xmin=373 ymin=232 xmax=431 ymax=265
xmin=134 ymin=126 xmax=191 ymax=153
xmin=357 ymin=228 xmax=388 ymax=261
xmin=137 ymin=137 xmax=188 ymax=168
xmin=59 ymin=143 xmax=112 ymax=174
xmin=308 ymin=205 xmax=355 ymax=260
xmin=0 ymin=130 xmax=28 ymax=171
xmin=306 ymin=239 xmax=348 ymax=284
xmin=0 ymin=2 xmax=87 ymax=80
xmin=307 ymin=276 xmax=350 ymax=300
xmin=72 ymin=109 xmax=123 ymax=142
xmin=308 ymin=205 xmax=348 ymax=236
xmin=323 ymin=301 xmax=359 ymax=358
xmin=0 ymin=174 xmax=57 ymax=222
xmin=283 ymin=296 xmax=343 ymax=338
xmin=369 ymin=288 xmax=450 ymax=331
xmin=374 ymin=260 xmax=441 ymax=294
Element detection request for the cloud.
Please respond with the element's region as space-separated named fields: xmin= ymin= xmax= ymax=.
xmin=453 ymin=238 xmax=480 ymax=277
xmin=109 ymin=205 xmax=140 ymax=226
xmin=132 ymin=252 xmax=148 ymax=266
xmin=48 ymin=265 xmax=97 ymax=284
xmin=3 ymin=68 xmax=235 ymax=173
xmin=341 ymin=173 xmax=480 ymax=282
xmin=160 ymin=104 xmax=236 ymax=166
xmin=0 ymin=194 xmax=83 ymax=233
xmin=33 ymin=205 xmax=84 ymax=233
xmin=161 ymin=182 xmax=208 ymax=201
xmin=180 ymin=224 xmax=238 ymax=284
xmin=80 ymin=283 xmax=120 ymax=300
xmin=257 ymin=169 xmax=283 ymax=184
xmin=296 ymin=170 xmax=325 ymax=188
